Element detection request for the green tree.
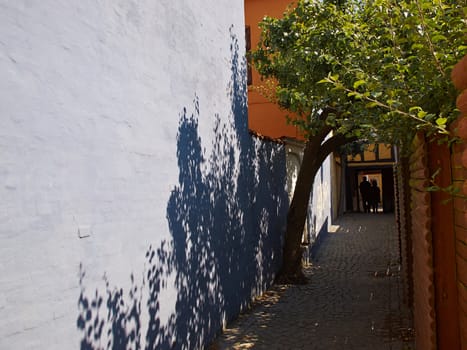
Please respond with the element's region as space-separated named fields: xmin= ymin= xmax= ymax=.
xmin=252 ymin=0 xmax=466 ymax=283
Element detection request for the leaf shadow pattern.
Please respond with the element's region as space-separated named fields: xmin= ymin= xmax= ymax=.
xmin=78 ymin=242 xmax=175 ymax=350
xmin=77 ymin=27 xmax=288 ymax=350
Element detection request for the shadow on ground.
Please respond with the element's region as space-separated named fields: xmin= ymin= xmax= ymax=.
xmin=211 ymin=214 xmax=415 ymax=350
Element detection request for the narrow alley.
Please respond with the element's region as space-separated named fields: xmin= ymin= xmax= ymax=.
xmin=210 ymin=213 xmax=414 ymax=350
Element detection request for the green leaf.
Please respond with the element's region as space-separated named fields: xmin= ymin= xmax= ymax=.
xmin=411 ymin=43 xmax=425 ymax=50
xmin=432 ymin=34 xmax=447 ymax=43
xmin=371 ymin=91 xmax=382 ymax=98
xmin=353 ymin=80 xmax=366 ymax=89
xmin=436 ymin=117 xmax=447 ymax=126
xmin=365 ymin=102 xmax=379 ymax=108
xmin=417 ymin=111 xmax=428 ymax=119
xmin=409 ymin=106 xmax=422 ymax=113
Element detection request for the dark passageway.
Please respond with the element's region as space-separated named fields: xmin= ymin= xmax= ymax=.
xmin=211 ymin=214 xmax=414 ymax=350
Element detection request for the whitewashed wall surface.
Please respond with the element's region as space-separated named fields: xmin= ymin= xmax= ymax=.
xmin=285 ymin=142 xmax=333 ymax=258
xmin=0 ymin=1 xmax=288 ymax=349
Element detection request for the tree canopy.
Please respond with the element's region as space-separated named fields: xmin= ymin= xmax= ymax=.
xmin=251 ymin=0 xmax=466 ymax=283
xmin=252 ymin=0 xmax=466 ymax=147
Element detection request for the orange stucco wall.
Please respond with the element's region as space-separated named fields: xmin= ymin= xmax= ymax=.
xmin=245 ymin=0 xmax=303 ymax=140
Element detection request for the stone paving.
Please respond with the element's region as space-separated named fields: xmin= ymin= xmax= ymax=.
xmin=210 ymin=213 xmax=414 ymax=350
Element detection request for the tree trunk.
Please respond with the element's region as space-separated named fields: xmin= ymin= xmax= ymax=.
xmin=276 ymin=131 xmax=353 ymax=284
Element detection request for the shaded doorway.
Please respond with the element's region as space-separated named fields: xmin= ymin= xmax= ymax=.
xmin=357 ymin=171 xmax=383 ymax=213
xmin=345 ymin=166 xmax=395 ymax=213
xmin=381 ymin=167 xmax=395 ymax=213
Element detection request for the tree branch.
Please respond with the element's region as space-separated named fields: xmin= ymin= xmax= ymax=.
xmin=317 ymin=133 xmax=356 ymax=166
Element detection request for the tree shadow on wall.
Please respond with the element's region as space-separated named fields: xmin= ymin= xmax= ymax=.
xmin=77 ymin=27 xmax=288 ymax=350
xmin=77 ymin=242 xmax=175 ymax=350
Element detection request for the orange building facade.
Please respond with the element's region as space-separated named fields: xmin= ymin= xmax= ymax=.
xmin=244 ymin=0 xmax=303 ymax=140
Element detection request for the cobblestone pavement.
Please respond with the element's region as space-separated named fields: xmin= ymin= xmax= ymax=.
xmin=210 ymin=213 xmax=414 ymax=350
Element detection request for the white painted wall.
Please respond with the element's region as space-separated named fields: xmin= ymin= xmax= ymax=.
xmin=0 ymin=1 xmax=287 ymax=349
xmin=285 ymin=140 xmax=333 ymax=247
xmin=309 ymin=154 xmax=333 ymax=241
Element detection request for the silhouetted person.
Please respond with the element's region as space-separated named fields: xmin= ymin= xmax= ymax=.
xmin=370 ymin=179 xmax=381 ymax=213
xmin=359 ymin=176 xmax=371 ymax=213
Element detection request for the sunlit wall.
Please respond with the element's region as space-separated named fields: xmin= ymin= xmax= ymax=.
xmin=0 ymin=1 xmax=288 ymax=349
